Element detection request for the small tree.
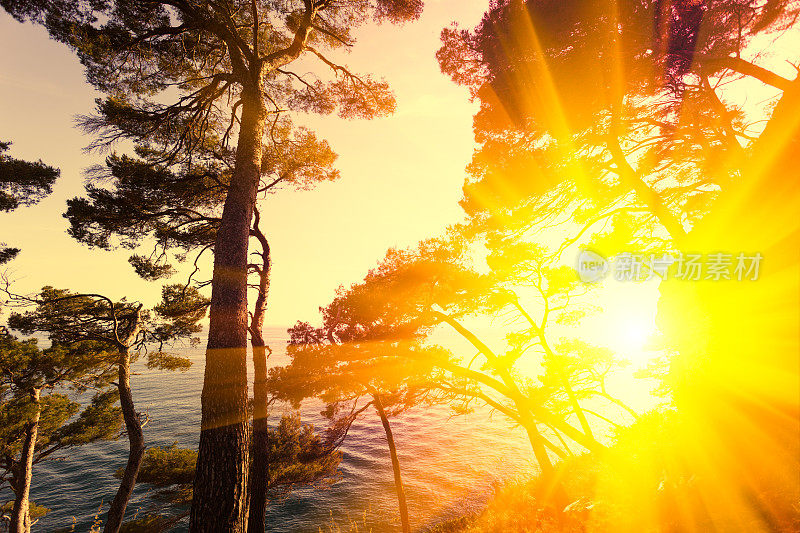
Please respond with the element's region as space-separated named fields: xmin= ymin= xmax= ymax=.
xmin=273 ymin=319 xmax=444 ymax=533
xmin=0 ymin=334 xmax=121 ymax=533
xmin=0 ymin=141 xmax=59 ymax=264
xmin=292 ymin=233 xmax=646 ymax=509
xmin=7 ymin=285 xmax=208 ymax=533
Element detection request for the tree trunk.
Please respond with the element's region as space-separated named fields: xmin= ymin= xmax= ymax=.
xmin=10 ymin=388 xmax=40 ymax=533
xmin=435 ymin=313 xmax=560 ymax=477
xmin=247 ymin=220 xmax=271 ymax=533
xmin=512 ymin=301 xmax=595 ymax=442
xmin=372 ymin=394 xmax=410 ymax=533
xmin=104 ymin=349 xmax=145 ymax=533
xmin=190 ymin=86 xmax=267 ymax=532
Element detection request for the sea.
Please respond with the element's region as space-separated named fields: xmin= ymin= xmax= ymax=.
xmin=30 ymin=327 xmax=536 ymax=532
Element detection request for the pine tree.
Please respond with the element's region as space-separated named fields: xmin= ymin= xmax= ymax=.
xmin=7 ymin=285 xmax=208 ymax=533
xmin=0 ymin=334 xmax=121 ymax=533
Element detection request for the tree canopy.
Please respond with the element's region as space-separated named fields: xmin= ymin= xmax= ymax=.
xmin=64 ymin=122 xmax=339 ymax=281
xmin=0 ymin=141 xmax=59 ymax=265
xmin=0 ymin=333 xmax=122 ymax=531
xmin=438 ymin=0 xmax=799 ymax=252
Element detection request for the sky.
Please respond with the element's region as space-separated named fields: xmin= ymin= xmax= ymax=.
xmin=0 ymin=1 xmax=489 ymax=326
xmin=2 ymin=2 xmax=793 ymax=404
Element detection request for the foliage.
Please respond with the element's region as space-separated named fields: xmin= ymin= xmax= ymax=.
xmin=0 ymin=500 xmax=50 ymax=529
xmin=133 ymin=444 xmax=198 ymax=488
xmin=1 ymin=1 xmax=418 ymax=132
xmin=144 ymin=352 xmax=192 ymax=372
xmin=0 ymin=141 xmax=58 ymax=213
xmin=432 ymin=7 xmax=800 ymax=527
xmin=437 ymin=0 xmax=800 ymax=254
xmin=0 ymin=140 xmax=59 ymax=264
xmin=115 ymin=415 xmax=341 ymax=528
xmin=8 ymin=284 xmax=207 ymax=355
xmin=56 ymin=391 xmax=123 ymax=446
xmin=64 ymin=125 xmax=339 ymax=278
xmin=0 ymin=334 xmax=122 ymax=499
xmin=117 ymin=514 xmax=176 ymax=533
xmin=265 ymin=415 xmax=341 ymax=498
xmin=0 ymin=386 xmax=122 ymax=471
xmin=0 ymin=334 xmax=115 ymax=397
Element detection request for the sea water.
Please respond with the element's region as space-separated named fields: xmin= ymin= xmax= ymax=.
xmin=29 ymin=327 xmax=535 ymax=532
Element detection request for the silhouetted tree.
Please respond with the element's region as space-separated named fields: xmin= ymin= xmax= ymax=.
xmin=438 ymin=1 xmax=800 ymax=526
xmin=0 ymin=2 xmax=424 ymax=528
xmin=7 ymin=285 xmax=207 ymax=533
xmin=0 ymin=141 xmax=59 ymax=265
xmin=273 ymin=230 xmax=639 ymax=516
xmin=437 ymin=0 xmax=799 ymax=247
xmin=304 ymin=232 xmax=651 ymax=510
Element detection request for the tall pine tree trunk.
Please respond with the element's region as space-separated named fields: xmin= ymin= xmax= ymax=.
xmin=104 ymin=348 xmax=145 ymax=533
xmin=372 ymin=395 xmax=410 ymax=533
xmin=10 ymin=388 xmax=40 ymax=533
xmin=190 ymin=86 xmax=267 ymax=532
xmin=248 ymin=220 xmax=271 ymax=533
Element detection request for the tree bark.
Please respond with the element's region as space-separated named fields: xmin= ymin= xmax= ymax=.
xmin=190 ymin=86 xmax=267 ymax=533
xmin=372 ymin=394 xmax=411 ymax=533
xmin=10 ymin=388 xmax=40 ymax=533
xmin=247 ymin=219 xmax=271 ymax=533
xmin=104 ymin=348 xmax=145 ymax=533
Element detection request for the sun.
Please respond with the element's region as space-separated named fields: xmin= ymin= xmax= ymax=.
xmin=617 ymin=314 xmax=655 ymax=353
xmin=603 ymin=305 xmax=658 ymax=366
xmin=582 ymin=280 xmax=662 ymax=367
